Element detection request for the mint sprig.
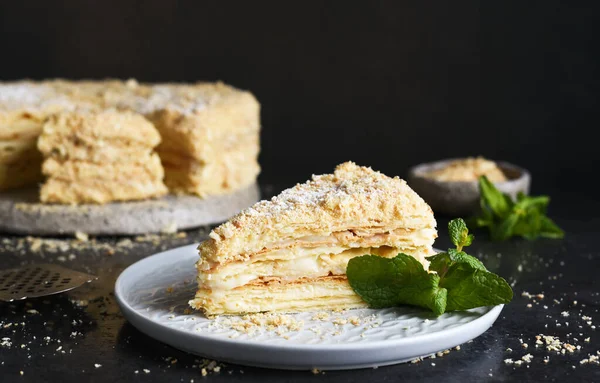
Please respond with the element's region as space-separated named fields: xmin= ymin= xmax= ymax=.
xmin=346 ymin=218 xmax=513 ymax=316
xmin=448 ymin=218 xmax=474 ymax=251
xmin=346 ymin=254 xmax=447 ymax=315
xmin=472 ymin=176 xmax=564 ymax=241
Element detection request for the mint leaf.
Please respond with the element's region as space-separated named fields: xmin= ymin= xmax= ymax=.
xmin=473 ymin=176 xmax=564 ymax=241
xmin=430 ymin=286 xmax=448 ymax=316
xmin=539 ymin=216 xmax=565 ymax=239
xmin=426 ymin=252 xmax=452 ymax=276
xmin=463 ymin=233 xmax=474 ymax=248
xmin=346 ymin=255 xmax=405 ymax=308
xmin=394 ymin=270 xmax=447 ymax=316
xmin=514 ymin=195 xmax=549 ymax=213
xmin=490 ymin=212 xmax=519 ymax=241
xmin=448 ymin=218 xmax=467 ymax=248
xmin=347 ymin=254 xmax=447 ymax=315
xmin=448 ymin=218 xmax=474 ymax=251
xmin=514 ymin=208 xmax=542 ymax=240
xmin=447 ymin=248 xmax=487 ymax=271
xmin=427 ymin=248 xmax=486 ymax=277
xmin=478 ymin=175 xmax=513 ymax=217
xmin=442 ymin=264 xmax=513 ymax=311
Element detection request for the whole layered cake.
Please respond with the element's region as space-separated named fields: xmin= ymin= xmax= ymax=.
xmin=0 ymin=79 xmax=261 ymax=204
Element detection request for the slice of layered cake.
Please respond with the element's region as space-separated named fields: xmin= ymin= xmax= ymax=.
xmin=37 ymin=109 xmax=168 ymax=204
xmin=190 ymin=162 xmax=437 ymax=315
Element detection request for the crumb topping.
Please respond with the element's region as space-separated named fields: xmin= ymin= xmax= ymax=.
xmin=423 ymin=156 xmax=507 ymax=182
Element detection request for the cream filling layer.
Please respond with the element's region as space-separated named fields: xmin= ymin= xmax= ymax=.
xmin=198 ymin=245 xmax=432 ymax=291
xmin=191 ymin=281 xmax=366 ymax=315
xmin=200 ymin=227 xmax=437 ymax=269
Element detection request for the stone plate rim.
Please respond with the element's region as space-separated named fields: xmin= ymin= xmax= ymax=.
xmin=0 ymin=183 xmax=260 ymax=236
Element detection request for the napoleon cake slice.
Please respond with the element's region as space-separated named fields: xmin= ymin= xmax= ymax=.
xmin=144 ymin=82 xmax=261 ymax=197
xmin=37 ymin=109 xmax=167 ymax=204
xmin=189 ymin=162 xmax=437 ymax=316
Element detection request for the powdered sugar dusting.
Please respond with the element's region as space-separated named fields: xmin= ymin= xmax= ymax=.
xmin=147 ymin=85 xmax=208 ymax=115
xmin=111 ymin=85 xmax=208 ymax=115
xmin=0 ymin=80 xmax=239 ymax=116
xmin=242 ymin=162 xmax=404 ymax=219
xmin=0 ymin=83 xmax=73 ymax=111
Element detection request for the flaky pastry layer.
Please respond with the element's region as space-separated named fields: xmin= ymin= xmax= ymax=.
xmin=40 ymin=178 xmax=167 ymax=204
xmin=163 ymin=151 xmax=260 ymax=196
xmin=190 ymin=276 xmax=367 ymax=316
xmin=41 ymin=153 xmax=164 ymax=181
xmin=38 ymin=110 xmax=161 ymax=154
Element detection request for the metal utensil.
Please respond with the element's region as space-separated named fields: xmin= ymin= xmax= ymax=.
xmin=0 ymin=264 xmax=97 ymax=302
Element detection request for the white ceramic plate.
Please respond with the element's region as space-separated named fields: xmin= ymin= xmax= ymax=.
xmin=115 ymin=244 xmax=504 ymax=370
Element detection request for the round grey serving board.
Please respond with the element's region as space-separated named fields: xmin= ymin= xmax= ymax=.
xmin=0 ymin=183 xmax=260 ymax=236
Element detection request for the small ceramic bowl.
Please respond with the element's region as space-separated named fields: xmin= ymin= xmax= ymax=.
xmin=407 ymin=159 xmax=531 ymax=217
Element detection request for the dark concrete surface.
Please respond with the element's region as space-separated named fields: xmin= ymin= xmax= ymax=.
xmin=1 ymin=184 xmax=599 ymax=382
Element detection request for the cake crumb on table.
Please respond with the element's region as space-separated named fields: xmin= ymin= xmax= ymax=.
xmin=74 ymin=231 xmax=89 ymax=242
xmin=311 ymin=312 xmax=330 ymax=321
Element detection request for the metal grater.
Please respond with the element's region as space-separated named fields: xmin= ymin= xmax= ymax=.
xmin=0 ymin=264 xmax=97 ymax=302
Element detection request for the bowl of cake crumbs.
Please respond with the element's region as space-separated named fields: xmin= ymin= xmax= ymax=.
xmin=407 ymin=156 xmax=530 ymax=216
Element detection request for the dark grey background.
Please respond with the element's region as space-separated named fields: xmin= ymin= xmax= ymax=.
xmin=1 ymin=1 xmax=598 ymax=196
